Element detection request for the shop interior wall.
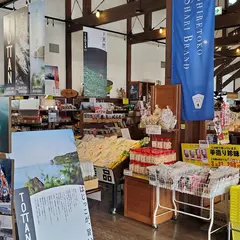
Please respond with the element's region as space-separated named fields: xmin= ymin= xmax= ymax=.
xmin=0 ymin=0 xmax=66 ymax=89
xmin=72 ymin=1 xmax=166 ymax=98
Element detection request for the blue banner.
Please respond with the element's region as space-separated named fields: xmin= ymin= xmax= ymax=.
xmin=172 ymin=0 xmax=215 ymax=121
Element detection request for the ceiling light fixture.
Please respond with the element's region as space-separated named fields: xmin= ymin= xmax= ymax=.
xmin=96 ymin=10 xmax=101 ymax=18
xmin=159 ymin=28 xmax=163 ymax=34
xmin=236 ymin=48 xmax=240 ymax=53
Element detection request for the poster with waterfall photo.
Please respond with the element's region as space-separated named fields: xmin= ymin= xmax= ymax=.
xmin=15 ymin=7 xmax=30 ymax=95
xmin=4 ymin=11 xmax=16 ymax=96
xmin=29 ymin=0 xmax=45 ymax=95
xmin=83 ymin=27 xmax=107 ymax=97
xmin=8 ymin=130 xmax=93 ymax=240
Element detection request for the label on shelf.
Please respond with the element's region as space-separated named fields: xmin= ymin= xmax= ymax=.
xmin=89 ymin=98 xmax=96 ymax=104
xmin=199 ymin=140 xmax=209 ymax=149
xmin=146 ymin=125 xmax=161 ymax=135
xmin=121 ymin=128 xmax=131 ymax=140
xmin=124 ymin=169 xmax=133 ymax=177
xmin=122 ymin=98 xmax=129 ymax=105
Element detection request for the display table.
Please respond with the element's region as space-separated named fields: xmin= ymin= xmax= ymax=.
xmin=124 ymin=176 xmax=173 ymax=226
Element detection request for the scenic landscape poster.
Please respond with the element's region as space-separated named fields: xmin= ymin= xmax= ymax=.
xmin=15 ymin=6 xmax=30 ymax=95
xmin=4 ymin=11 xmax=16 ymax=96
xmin=29 ymin=0 xmax=45 ymax=95
xmin=0 ymin=159 xmax=14 ymax=215
xmin=0 ymin=215 xmax=14 ymax=240
xmin=8 ymin=130 xmax=93 ymax=240
xmin=0 ymin=97 xmax=11 ymax=153
xmin=45 ymin=65 xmax=60 ymax=96
xmin=83 ymin=27 xmax=107 ymax=97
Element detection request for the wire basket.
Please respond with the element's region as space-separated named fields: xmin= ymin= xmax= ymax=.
xmin=149 ymin=173 xmax=239 ymax=198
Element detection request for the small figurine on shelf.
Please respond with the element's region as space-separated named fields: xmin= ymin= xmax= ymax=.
xmin=159 ymin=106 xmax=177 ymax=130
xmin=117 ymin=88 xmax=126 ymax=98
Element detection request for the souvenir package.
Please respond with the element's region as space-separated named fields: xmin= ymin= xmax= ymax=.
xmin=147 ymin=163 xmax=239 ymax=197
xmin=139 ymin=105 xmax=177 ymax=130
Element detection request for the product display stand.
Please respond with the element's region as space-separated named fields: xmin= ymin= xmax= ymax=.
xmin=153 ymin=180 xmax=234 ymax=240
xmin=95 ymin=159 xmax=129 ymax=214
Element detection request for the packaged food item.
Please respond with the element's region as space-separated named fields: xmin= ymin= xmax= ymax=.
xmin=163 ymin=138 xmax=172 ymax=150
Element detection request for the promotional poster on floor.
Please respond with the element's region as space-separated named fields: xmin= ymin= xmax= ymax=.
xmin=8 ymin=130 xmax=93 ymax=240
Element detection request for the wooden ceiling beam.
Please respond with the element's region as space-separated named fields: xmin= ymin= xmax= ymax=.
xmin=130 ymin=28 xmax=166 ymax=44
xmin=70 ymin=0 xmax=166 ymax=32
xmin=215 ymin=13 xmax=240 ymax=30
xmin=235 ymin=86 xmax=240 ymax=92
xmin=215 ymin=34 xmax=240 ymax=47
xmin=214 ymin=58 xmax=236 ymax=76
xmin=215 ymin=48 xmax=240 ymax=57
xmin=220 ymin=60 xmax=240 ymax=76
xmin=222 ymin=69 xmax=240 ymax=88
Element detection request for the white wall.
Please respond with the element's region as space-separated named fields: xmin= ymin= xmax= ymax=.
xmin=0 ymin=0 xmax=66 ymax=89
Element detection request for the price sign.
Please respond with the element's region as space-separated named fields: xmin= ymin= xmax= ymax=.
xmin=218 ymin=130 xmax=230 ymax=144
xmin=123 ymin=98 xmax=129 ymax=105
xmin=121 ymin=128 xmax=131 ymax=140
xmin=199 ymin=140 xmax=209 ymax=149
xmin=146 ymin=125 xmax=161 ymax=135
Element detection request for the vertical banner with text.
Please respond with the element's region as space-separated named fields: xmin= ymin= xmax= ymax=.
xmin=15 ymin=7 xmax=30 ymax=95
xmin=29 ymin=0 xmax=45 ymax=95
xmin=171 ymin=0 xmax=215 ymax=121
xmin=83 ymin=27 xmax=107 ymax=98
xmin=4 ymin=11 xmax=16 ymax=95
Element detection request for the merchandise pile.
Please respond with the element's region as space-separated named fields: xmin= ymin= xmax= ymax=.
xmin=139 ymin=105 xmax=177 ymax=130
xmin=148 ymin=162 xmax=239 ymax=197
xmin=76 ymin=135 xmax=149 ymax=169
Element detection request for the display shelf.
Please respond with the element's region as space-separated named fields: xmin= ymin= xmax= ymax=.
xmin=83 ymin=119 xmax=122 ymax=124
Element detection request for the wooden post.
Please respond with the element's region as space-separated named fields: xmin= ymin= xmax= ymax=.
xmin=65 ymin=0 xmax=72 ymax=89
xmin=126 ymin=12 xmax=132 ymax=97
xmin=165 ymin=0 xmax=172 ymax=85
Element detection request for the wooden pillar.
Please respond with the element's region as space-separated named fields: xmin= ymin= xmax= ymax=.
xmin=83 ymin=0 xmax=91 ymax=15
xmin=144 ymin=13 xmax=152 ymax=32
xmin=126 ymin=18 xmax=132 ymax=98
xmin=216 ymin=75 xmax=223 ymax=91
xmin=65 ymin=0 xmax=72 ymax=89
xmin=165 ymin=0 xmax=172 ymax=85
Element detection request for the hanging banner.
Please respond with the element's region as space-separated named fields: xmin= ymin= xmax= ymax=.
xmin=4 ymin=11 xmax=16 ymax=96
xmin=171 ymin=0 xmax=215 ymax=121
xmin=4 ymin=7 xmax=30 ymax=96
xmin=83 ymin=27 xmax=107 ymax=97
xmin=15 ymin=7 xmax=30 ymax=95
xmin=29 ymin=0 xmax=45 ymax=95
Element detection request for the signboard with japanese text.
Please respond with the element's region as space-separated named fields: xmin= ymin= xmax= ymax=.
xmin=182 ymin=143 xmax=240 ymax=168
xmin=8 ymin=130 xmax=93 ymax=240
xmin=208 ymin=144 xmax=240 ymax=168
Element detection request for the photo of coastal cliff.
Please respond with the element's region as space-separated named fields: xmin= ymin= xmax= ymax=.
xmin=0 ymin=97 xmax=11 ymax=153
xmin=8 ymin=130 xmax=83 ymax=195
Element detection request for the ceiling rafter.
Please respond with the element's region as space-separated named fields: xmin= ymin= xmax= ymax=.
xmin=219 ymin=60 xmax=240 ymax=76
xmin=222 ymin=69 xmax=240 ymax=88
xmin=214 ymin=58 xmax=236 ymax=77
xmin=70 ymin=0 xmax=166 ymax=32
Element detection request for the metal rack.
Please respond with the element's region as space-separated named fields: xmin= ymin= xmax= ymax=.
xmin=151 ymin=177 xmax=239 ymax=240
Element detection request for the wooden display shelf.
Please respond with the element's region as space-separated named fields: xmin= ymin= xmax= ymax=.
xmin=83 ymin=119 xmax=122 ymax=124
xmin=124 ymin=176 xmax=173 ymax=226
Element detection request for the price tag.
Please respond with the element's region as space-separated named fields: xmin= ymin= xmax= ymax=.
xmin=146 ymin=125 xmax=161 ymax=135
xmin=123 ymin=98 xmax=129 ymax=105
xmin=199 ymin=140 xmax=209 ymax=149
xmin=124 ymin=169 xmax=133 ymax=177
xmin=89 ymin=98 xmax=96 ymax=104
xmin=121 ymin=128 xmax=131 ymax=140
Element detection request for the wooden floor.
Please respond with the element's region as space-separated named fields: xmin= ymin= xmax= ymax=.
xmin=88 ymin=186 xmax=227 ymax=240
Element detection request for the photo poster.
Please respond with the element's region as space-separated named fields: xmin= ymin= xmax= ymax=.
xmin=0 ymin=97 xmax=11 ymax=153
xmin=45 ymin=65 xmax=61 ymax=96
xmin=83 ymin=27 xmax=107 ymax=98
xmin=3 ymin=7 xmax=30 ymax=96
xmin=0 ymin=214 xmax=15 ymax=240
xmin=8 ymin=130 xmax=93 ymax=240
xmin=29 ymin=0 xmax=45 ymax=95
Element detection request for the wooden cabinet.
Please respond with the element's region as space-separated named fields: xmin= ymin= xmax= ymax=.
xmin=124 ymin=176 xmax=173 ymax=226
xmin=129 ymin=81 xmax=154 ymax=102
xmin=151 ymin=85 xmax=182 ymax=160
